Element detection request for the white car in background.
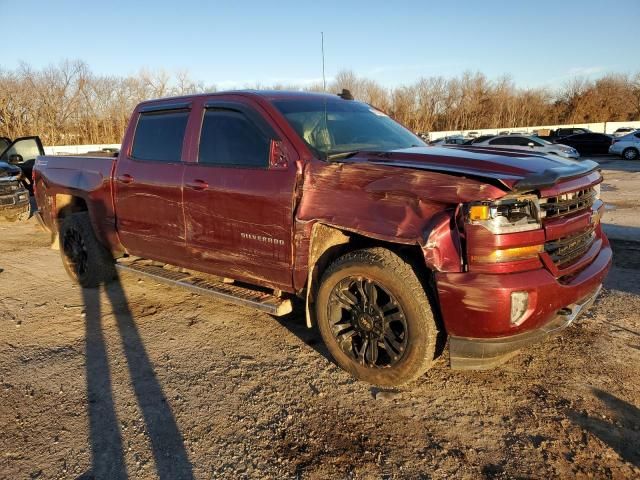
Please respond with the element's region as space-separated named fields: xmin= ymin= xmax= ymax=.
xmin=609 ymin=130 xmax=640 ymax=160
xmin=472 ymin=135 xmax=580 ymax=159
xmin=612 ymin=127 xmax=638 ymax=137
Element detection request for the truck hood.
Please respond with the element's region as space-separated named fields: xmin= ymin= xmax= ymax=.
xmin=344 ymin=146 xmax=599 ymax=192
xmin=0 ymin=161 xmax=22 ymax=178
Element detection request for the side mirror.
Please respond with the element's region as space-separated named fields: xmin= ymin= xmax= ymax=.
xmin=269 ymin=140 xmax=289 ymax=169
xmin=8 ymin=153 xmax=23 ymax=164
xmin=527 ymin=142 xmax=535 ymax=148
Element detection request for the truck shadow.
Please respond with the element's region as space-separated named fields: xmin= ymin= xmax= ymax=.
xmin=567 ymin=388 xmax=640 ymax=467
xmin=78 ymin=275 xmax=194 ymax=480
xmin=273 ymin=298 xmax=335 ymax=365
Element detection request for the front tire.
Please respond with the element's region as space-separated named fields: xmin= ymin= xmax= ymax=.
xmin=315 ymin=247 xmax=438 ymax=386
xmin=622 ymin=147 xmax=639 ymax=161
xmin=59 ymin=212 xmax=116 ymax=288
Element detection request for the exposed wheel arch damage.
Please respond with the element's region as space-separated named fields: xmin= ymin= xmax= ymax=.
xmin=303 ymin=217 xmax=462 ymax=328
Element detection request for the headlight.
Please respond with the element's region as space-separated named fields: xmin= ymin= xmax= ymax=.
xmin=466 ymin=195 xmax=541 ymax=234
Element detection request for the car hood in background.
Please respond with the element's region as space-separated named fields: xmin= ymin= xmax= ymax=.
xmin=342 ymin=146 xmax=598 ymax=191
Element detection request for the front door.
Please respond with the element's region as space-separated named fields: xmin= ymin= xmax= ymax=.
xmin=114 ymin=104 xmax=190 ymax=264
xmin=182 ymin=99 xmax=298 ymax=289
xmin=0 ymin=136 xmax=45 ymax=190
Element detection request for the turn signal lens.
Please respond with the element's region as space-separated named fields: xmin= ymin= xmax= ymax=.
xmin=470 ymin=245 xmax=543 ymax=263
xmin=469 ymin=205 xmax=490 ymax=221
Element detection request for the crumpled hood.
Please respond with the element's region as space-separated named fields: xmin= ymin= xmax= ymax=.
xmin=0 ymin=161 xmax=22 ymax=178
xmin=343 ymin=146 xmax=599 ymax=191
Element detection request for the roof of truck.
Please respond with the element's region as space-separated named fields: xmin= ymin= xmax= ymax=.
xmin=138 ymin=89 xmax=350 ymax=107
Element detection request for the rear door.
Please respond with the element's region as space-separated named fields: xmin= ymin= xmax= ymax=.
xmin=114 ymin=103 xmax=191 ymax=264
xmin=182 ymin=97 xmax=298 ymax=289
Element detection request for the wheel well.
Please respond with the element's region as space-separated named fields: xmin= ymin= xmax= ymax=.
xmin=305 ymin=224 xmax=444 ymax=342
xmin=56 ymin=194 xmax=88 ymax=219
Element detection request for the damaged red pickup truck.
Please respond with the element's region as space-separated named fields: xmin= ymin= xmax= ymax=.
xmin=33 ymin=91 xmax=611 ymax=386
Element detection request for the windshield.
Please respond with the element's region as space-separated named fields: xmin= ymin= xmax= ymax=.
xmin=272 ymin=97 xmax=425 ymax=159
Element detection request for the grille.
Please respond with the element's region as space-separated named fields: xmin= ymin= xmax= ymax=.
xmin=540 ymin=187 xmax=596 ymax=219
xmin=0 ymin=181 xmax=20 ymax=196
xmin=545 ymin=227 xmax=596 ymax=268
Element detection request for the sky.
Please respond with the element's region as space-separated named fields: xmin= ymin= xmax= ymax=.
xmin=4 ymin=0 xmax=640 ymax=90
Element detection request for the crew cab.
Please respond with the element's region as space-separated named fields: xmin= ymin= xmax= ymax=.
xmin=33 ymin=91 xmax=612 ymax=386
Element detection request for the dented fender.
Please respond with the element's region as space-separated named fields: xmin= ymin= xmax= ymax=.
xmin=295 ymin=159 xmax=504 ymax=271
xmin=296 ymin=159 xmax=505 ymax=243
xmin=295 ymin=160 xmax=507 ymax=325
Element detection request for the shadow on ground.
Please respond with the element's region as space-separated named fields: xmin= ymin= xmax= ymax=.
xmin=272 ymin=298 xmax=334 ymax=365
xmin=77 ymin=274 xmax=194 ymax=480
xmin=568 ymin=388 xmax=640 ymax=467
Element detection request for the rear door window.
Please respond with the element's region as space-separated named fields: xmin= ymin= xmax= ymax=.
xmin=131 ymin=110 xmax=189 ymax=162
xmin=510 ymin=137 xmax=531 ymax=146
xmin=198 ymin=109 xmax=270 ymax=168
xmin=489 ymin=137 xmax=513 ymax=145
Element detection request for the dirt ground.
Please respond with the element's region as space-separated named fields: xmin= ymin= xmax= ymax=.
xmin=1 ymin=175 xmax=639 ymax=479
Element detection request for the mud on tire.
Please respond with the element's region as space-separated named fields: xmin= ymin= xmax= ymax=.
xmin=59 ymin=212 xmax=116 ymax=288
xmin=315 ymin=247 xmax=439 ymax=386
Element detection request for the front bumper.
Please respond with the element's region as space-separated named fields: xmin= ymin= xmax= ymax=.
xmin=436 ymin=239 xmax=612 ymax=369
xmin=0 ymin=189 xmax=30 ymax=217
xmin=448 ymin=284 xmax=602 ymax=369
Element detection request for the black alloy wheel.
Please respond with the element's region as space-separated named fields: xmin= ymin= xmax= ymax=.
xmin=62 ymin=227 xmax=89 ymax=278
xmin=328 ymin=276 xmax=409 ymax=368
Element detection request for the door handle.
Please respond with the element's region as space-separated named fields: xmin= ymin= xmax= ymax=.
xmin=117 ymin=174 xmax=134 ymax=184
xmin=186 ymin=179 xmax=209 ymax=191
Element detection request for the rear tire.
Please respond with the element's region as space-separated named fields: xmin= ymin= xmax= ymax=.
xmin=59 ymin=212 xmax=116 ymax=288
xmin=315 ymin=247 xmax=438 ymax=387
xmin=622 ymin=147 xmax=639 ymax=161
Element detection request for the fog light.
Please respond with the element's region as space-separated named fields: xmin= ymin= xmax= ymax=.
xmin=510 ymin=291 xmax=529 ymax=325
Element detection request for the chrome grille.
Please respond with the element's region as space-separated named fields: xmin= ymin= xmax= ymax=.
xmin=540 ymin=187 xmax=597 ymax=219
xmin=545 ymin=227 xmax=596 ymax=268
xmin=0 ymin=180 xmax=21 ymax=196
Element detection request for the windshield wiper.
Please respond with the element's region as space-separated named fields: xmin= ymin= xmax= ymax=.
xmin=326 ymin=150 xmax=362 ymax=161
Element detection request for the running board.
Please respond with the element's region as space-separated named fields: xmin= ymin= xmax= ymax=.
xmin=116 ymin=261 xmax=292 ymax=316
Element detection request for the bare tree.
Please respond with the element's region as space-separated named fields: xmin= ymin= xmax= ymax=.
xmin=0 ymin=61 xmax=638 ymax=146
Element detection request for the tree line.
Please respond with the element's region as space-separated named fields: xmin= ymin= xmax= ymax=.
xmin=1 ymin=60 xmax=639 ymax=145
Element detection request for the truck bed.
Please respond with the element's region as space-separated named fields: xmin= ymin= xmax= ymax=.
xmin=34 ymin=155 xmax=118 ymax=243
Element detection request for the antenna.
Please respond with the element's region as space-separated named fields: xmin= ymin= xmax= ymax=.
xmin=321 ymin=31 xmax=326 ymax=92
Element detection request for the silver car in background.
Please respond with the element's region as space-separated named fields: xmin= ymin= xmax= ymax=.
xmin=609 ymin=130 xmax=640 ymax=160
xmin=471 ymin=135 xmax=580 ymax=159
